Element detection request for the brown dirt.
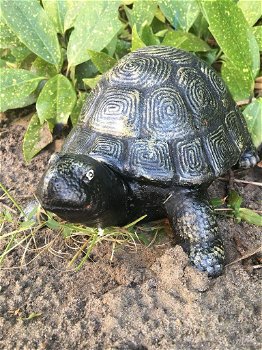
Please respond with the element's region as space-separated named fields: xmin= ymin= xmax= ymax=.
xmin=0 ymin=120 xmax=261 ymax=350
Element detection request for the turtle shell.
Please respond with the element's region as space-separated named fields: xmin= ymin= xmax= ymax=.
xmin=62 ymin=46 xmax=250 ymax=185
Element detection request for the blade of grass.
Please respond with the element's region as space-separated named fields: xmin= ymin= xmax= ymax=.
xmin=0 ymin=183 xmax=25 ymax=215
xmin=0 ymin=223 xmax=42 ymax=239
xmin=67 ymin=238 xmax=89 ymax=268
xmin=76 ymin=231 xmax=99 ymax=271
xmin=123 ymin=215 xmax=147 ymax=228
xmin=0 ymin=230 xmax=35 ymax=265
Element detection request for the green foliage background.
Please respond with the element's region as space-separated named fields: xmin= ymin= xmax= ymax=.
xmin=0 ymin=0 xmax=261 ymax=161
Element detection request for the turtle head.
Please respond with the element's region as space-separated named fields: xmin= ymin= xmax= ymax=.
xmin=36 ymin=153 xmax=123 ymax=225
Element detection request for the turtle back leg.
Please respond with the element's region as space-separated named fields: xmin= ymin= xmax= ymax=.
xmin=164 ymin=186 xmax=225 ymax=277
xmin=238 ymin=145 xmax=259 ymax=169
xmin=237 ymin=126 xmax=259 ymax=168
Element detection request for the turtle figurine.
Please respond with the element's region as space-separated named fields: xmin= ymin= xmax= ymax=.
xmin=37 ymin=46 xmax=259 ymax=277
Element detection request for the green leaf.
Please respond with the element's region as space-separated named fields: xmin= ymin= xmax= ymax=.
xmin=10 ymin=44 xmax=32 ymax=65
xmin=239 ymin=208 xmax=262 ymax=226
xmin=199 ymin=0 xmax=260 ymax=87
xmin=63 ymin=1 xmax=86 ymax=32
xmin=237 ymin=0 xmax=262 ymax=27
xmin=0 ymin=51 xmax=17 ymax=66
xmin=23 ymin=114 xmax=53 ymax=162
xmin=106 ymin=35 xmax=118 ymax=57
xmin=1 ymin=0 xmax=61 ymax=65
xmin=243 ymin=98 xmax=262 ymax=148
xmin=253 ymin=26 xmax=262 ymax=51
xmin=140 ymin=24 xmax=160 ymax=46
xmin=151 ymin=19 xmax=168 ymax=36
xmin=31 ymin=57 xmax=58 ymax=79
xmin=135 ymin=232 xmax=151 ymax=245
xmin=70 ymin=92 xmax=87 ymax=126
xmin=115 ymin=38 xmax=131 ymax=59
xmin=0 ymin=68 xmax=44 ymax=112
xmin=36 ymin=74 xmax=77 ymax=127
xmin=83 ymin=75 xmax=102 ymax=89
xmin=61 ymin=226 xmax=73 ymax=238
xmin=191 ymin=13 xmax=210 ymax=40
xmin=75 ymin=60 xmax=98 ymax=89
xmin=210 ymin=197 xmax=225 ymax=208
xmin=198 ymin=48 xmax=219 ymax=66
xmin=67 ymin=0 xmax=122 ymax=67
xmin=87 ymin=50 xmax=117 ymax=73
xmin=221 ymin=59 xmax=253 ymax=101
xmin=0 ymin=17 xmax=20 ymax=49
xmin=155 ymin=29 xmax=169 ymax=38
xmin=162 ymin=30 xmax=210 ymax=52
xmin=42 ymin=0 xmax=70 ymax=34
xmin=19 ymin=219 xmax=36 ymax=230
xmin=155 ymin=6 xmax=166 ymax=23
xmin=158 ymin=0 xmax=200 ymax=31
xmin=46 ymin=217 xmax=61 ymax=230
xmin=0 ymin=59 xmax=6 ymax=68
xmin=131 ymin=25 xmax=146 ymax=51
xmin=125 ymin=0 xmax=157 ymax=33
xmin=227 ymin=190 xmax=243 ymax=213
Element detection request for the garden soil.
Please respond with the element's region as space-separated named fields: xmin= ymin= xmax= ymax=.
xmin=0 ymin=116 xmax=261 ymax=350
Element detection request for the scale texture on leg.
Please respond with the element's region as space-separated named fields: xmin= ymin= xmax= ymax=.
xmin=165 ymin=187 xmax=225 ymax=277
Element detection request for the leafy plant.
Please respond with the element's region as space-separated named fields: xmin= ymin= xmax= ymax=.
xmin=243 ymin=97 xmax=262 ymax=148
xmin=227 ymin=190 xmax=262 ymax=226
xmin=0 ymin=0 xmax=261 ymax=161
xmin=211 ymin=190 xmax=262 ymax=226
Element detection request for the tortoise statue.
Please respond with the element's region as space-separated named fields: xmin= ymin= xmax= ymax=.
xmin=37 ymin=46 xmax=259 ymax=277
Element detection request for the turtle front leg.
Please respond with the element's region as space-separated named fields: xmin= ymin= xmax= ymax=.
xmin=164 ymin=186 xmax=225 ymax=277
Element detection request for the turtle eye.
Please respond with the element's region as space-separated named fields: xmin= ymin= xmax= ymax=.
xmin=85 ymin=169 xmax=94 ymax=181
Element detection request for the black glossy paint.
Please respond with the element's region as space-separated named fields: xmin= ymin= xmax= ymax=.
xmin=164 ymin=186 xmax=224 ymax=276
xmin=36 ymin=46 xmax=260 ymax=277
xmin=37 ymin=154 xmax=129 ymax=227
xmin=37 ymin=153 xmax=226 ymax=276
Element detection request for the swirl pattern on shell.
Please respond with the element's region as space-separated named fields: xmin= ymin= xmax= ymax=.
xmin=200 ymin=64 xmax=227 ymax=96
xmin=128 ymin=140 xmax=173 ymax=181
xmin=89 ymin=136 xmax=124 ymax=167
xmin=68 ymin=46 xmax=251 ymax=184
xmin=142 ymin=87 xmax=191 ymax=139
xmin=225 ymin=112 xmax=246 ymax=152
xmin=61 ymin=126 xmax=94 ymax=155
xmin=81 ymin=84 xmax=102 ymax=123
xmin=108 ymin=56 xmax=171 ymax=88
xmin=174 ymin=138 xmax=210 ymax=182
xmin=206 ymin=125 xmax=239 ymax=174
xmin=133 ymin=46 xmax=194 ymax=63
xmin=177 ymin=67 xmax=217 ymax=115
xmin=88 ymin=88 xmax=140 ymax=137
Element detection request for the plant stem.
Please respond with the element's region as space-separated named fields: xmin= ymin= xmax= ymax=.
xmin=218 ymin=178 xmax=262 ymax=187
